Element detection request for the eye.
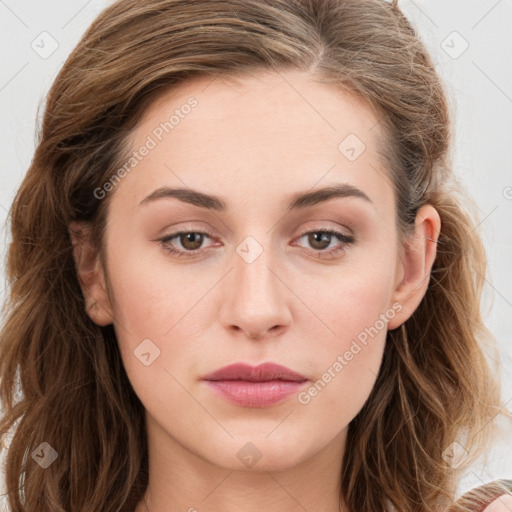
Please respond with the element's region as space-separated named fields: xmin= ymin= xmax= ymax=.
xmin=293 ymin=229 xmax=355 ymax=259
xmin=158 ymin=230 xmax=216 ymax=258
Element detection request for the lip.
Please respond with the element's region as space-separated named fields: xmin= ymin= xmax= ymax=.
xmin=203 ymin=362 xmax=308 ymax=382
xmin=202 ymin=362 xmax=309 ymax=408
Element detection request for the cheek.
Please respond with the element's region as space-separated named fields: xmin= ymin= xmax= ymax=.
xmin=295 ymin=285 xmax=389 ymax=432
xmin=107 ymin=260 xmax=201 ymax=405
xmin=105 ymin=240 xmax=210 ymax=340
xmin=292 ymin=254 xmax=397 ymax=418
xmin=102 ymin=247 xmax=197 ymax=384
xmin=295 ymin=253 xmax=397 ymax=351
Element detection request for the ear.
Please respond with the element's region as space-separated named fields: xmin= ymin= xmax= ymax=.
xmin=387 ymin=204 xmax=441 ymax=330
xmin=68 ymin=220 xmax=114 ymax=326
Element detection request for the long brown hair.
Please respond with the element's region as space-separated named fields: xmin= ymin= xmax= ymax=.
xmin=1 ymin=0 xmax=510 ymax=510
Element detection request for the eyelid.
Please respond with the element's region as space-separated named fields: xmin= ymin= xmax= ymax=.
xmin=293 ymin=220 xmax=354 ymax=237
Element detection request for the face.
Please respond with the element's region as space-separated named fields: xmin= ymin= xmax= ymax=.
xmin=71 ymin=69 xmax=439 ymax=473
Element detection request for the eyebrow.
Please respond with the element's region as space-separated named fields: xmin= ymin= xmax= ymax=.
xmin=139 ymin=183 xmax=373 ymax=211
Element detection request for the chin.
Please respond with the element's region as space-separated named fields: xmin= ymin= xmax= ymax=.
xmin=203 ymin=437 xmax=314 ymax=473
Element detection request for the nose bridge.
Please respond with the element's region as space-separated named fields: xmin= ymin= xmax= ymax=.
xmin=220 ymin=233 xmax=291 ymax=338
xmin=234 ymin=233 xmax=282 ymax=305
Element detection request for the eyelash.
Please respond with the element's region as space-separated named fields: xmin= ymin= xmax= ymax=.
xmin=158 ymin=228 xmax=355 ymax=260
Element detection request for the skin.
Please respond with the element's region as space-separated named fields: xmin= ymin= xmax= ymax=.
xmin=69 ymin=70 xmax=443 ymax=512
xmin=483 ymin=496 xmax=512 ymax=512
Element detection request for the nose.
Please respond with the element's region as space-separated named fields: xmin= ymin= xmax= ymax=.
xmin=219 ymin=238 xmax=292 ymax=341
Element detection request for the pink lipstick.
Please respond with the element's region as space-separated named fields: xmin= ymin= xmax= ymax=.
xmin=202 ymin=362 xmax=308 ymax=408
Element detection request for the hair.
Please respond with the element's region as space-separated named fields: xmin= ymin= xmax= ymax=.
xmin=1 ymin=0 xmax=510 ymax=511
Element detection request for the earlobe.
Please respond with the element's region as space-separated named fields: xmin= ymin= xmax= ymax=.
xmin=68 ymin=221 xmax=114 ymax=327
xmin=387 ymin=204 xmax=441 ymax=330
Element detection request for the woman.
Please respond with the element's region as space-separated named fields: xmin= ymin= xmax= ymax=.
xmin=0 ymin=0 xmax=511 ymax=511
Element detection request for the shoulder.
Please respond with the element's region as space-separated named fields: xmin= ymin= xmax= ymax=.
xmin=456 ymin=480 xmax=512 ymax=512
xmin=481 ymin=494 xmax=512 ymax=512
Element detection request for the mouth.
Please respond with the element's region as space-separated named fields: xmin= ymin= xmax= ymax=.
xmin=202 ymin=362 xmax=309 ymax=408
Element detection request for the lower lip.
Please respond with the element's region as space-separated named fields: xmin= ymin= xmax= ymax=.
xmin=203 ymin=379 xmax=307 ymax=407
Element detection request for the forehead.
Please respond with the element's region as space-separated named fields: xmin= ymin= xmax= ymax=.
xmin=110 ymin=69 xmax=394 ymax=217
xmin=134 ymin=69 xmax=382 ymax=148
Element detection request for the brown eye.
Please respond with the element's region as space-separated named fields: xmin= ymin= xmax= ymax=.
xmin=293 ymin=229 xmax=355 ymax=259
xmin=159 ymin=230 xmax=216 ymax=257
xmin=179 ymin=232 xmax=204 ymax=251
xmin=307 ymin=232 xmax=332 ymax=250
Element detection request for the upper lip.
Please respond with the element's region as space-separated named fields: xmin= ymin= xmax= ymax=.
xmin=202 ymin=362 xmax=308 ymax=382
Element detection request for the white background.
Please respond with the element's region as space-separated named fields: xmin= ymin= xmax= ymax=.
xmin=0 ymin=0 xmax=511 ymax=506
